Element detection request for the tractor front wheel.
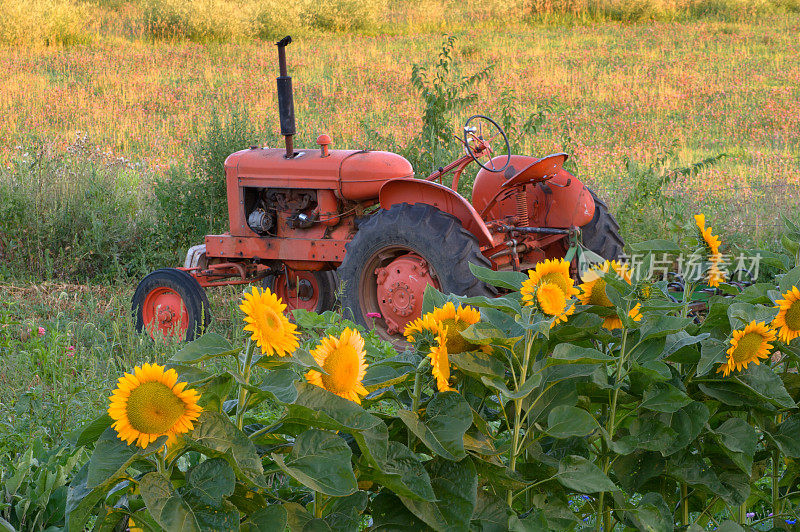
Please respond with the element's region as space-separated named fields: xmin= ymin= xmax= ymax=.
xmin=132 ymin=268 xmax=210 ymax=342
xmin=338 ymin=203 xmax=493 ymax=341
xmin=263 ymin=270 xmax=337 ymax=314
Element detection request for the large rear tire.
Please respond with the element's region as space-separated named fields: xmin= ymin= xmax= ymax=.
xmin=338 ymin=203 xmax=493 ymax=341
xmin=580 ymin=189 xmax=625 ymax=260
xmin=132 ymin=268 xmax=211 ymax=342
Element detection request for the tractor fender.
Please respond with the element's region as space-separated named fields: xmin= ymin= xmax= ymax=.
xmin=379 ymin=178 xmax=495 ymax=247
xmin=530 ymin=169 xmax=595 ymax=228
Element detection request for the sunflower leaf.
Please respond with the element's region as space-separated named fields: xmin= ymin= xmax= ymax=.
xmin=170 ymin=333 xmax=238 ymax=364
xmin=272 ymin=429 xmax=358 ymax=497
xmin=396 ymin=392 xmax=472 ymax=461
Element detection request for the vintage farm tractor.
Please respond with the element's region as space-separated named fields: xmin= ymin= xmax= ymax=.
xmin=132 ymin=36 xmax=623 ymax=342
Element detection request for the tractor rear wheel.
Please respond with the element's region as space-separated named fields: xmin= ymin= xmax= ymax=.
xmin=580 ymin=188 xmax=625 ymax=260
xmin=132 ymin=268 xmax=210 ymax=342
xmin=338 ymin=203 xmax=494 ymax=341
xmin=263 ymin=270 xmax=337 ymax=314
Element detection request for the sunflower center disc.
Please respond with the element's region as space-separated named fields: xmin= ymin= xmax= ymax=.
xmin=732 ymin=332 xmax=764 ymax=364
xmin=258 ymin=307 xmax=283 ymax=333
xmin=540 ymin=271 xmax=572 ymax=296
xmin=126 ymin=382 xmax=186 ymax=435
xmin=784 ymin=302 xmax=800 ymax=331
xmin=440 ymin=318 xmax=471 ymax=354
xmin=588 ymin=278 xmax=613 ymax=307
xmin=321 ymin=345 xmax=359 ymax=394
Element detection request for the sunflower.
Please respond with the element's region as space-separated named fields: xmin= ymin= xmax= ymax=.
xmin=240 ymin=286 xmax=299 ymax=357
xmin=108 ymin=363 xmax=202 ymax=448
xmin=577 ymin=261 xmax=642 ymax=330
xmin=530 ymin=282 xmax=574 ymax=327
xmin=521 ymin=258 xmax=579 ymax=304
xmin=773 ymin=286 xmax=800 ymax=343
xmin=128 ymin=518 xmax=144 ymax=532
xmin=305 ymin=328 xmax=369 ymax=404
xmin=694 ymin=214 xmax=721 ymax=256
xmin=717 ymin=321 xmax=776 ymax=377
xmin=429 ymin=327 xmax=455 ymax=392
xmin=707 ymin=254 xmax=726 ymax=287
xmin=404 ymin=302 xmax=480 ymax=353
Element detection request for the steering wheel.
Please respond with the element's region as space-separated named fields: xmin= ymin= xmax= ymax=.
xmin=463 ymin=115 xmax=511 ymax=173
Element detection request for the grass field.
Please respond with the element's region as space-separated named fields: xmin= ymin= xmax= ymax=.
xmin=1 ymin=2 xmax=800 ymax=513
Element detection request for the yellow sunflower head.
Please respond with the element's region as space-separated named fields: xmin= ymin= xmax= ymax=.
xmin=602 ymin=303 xmax=642 ymax=330
xmin=305 ymin=328 xmax=369 ymax=404
xmin=773 ymin=286 xmax=800 ymax=343
xmin=429 ymin=327 xmax=455 ymax=392
xmin=404 ymin=302 xmax=480 ymax=354
xmin=108 ymin=363 xmax=202 ymax=449
xmin=521 ymin=258 xmax=579 ymax=304
xmin=717 ymin=321 xmax=776 ymax=377
xmin=707 ymin=253 xmax=726 ymax=288
xmin=240 ymin=286 xmax=299 ymax=357
xmin=577 ymin=261 xmax=632 ymax=308
xmin=694 ymin=214 xmax=722 ymax=256
xmin=529 ymin=281 xmax=574 ymax=327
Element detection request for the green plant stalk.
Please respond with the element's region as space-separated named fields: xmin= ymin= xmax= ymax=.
xmin=408 ymin=358 xmax=428 ymax=448
xmin=314 ymin=491 xmax=325 ymax=518
xmin=508 ymin=329 xmax=535 ymax=507
xmin=773 ymin=447 xmax=782 ymax=527
xmin=235 ymin=339 xmax=254 ymax=430
xmin=599 ymin=310 xmax=630 ymax=532
xmin=681 ymin=482 xmax=689 ymax=526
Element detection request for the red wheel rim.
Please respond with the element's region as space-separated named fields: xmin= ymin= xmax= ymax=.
xmin=274 ymin=271 xmax=321 ymax=312
xmin=142 ymin=287 xmax=189 ymax=338
xmin=358 ymin=248 xmax=439 ymax=342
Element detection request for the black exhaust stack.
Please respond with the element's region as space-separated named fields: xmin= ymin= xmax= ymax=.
xmin=276 ymin=36 xmax=295 ymax=159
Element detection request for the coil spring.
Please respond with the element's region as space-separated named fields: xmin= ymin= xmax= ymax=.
xmin=515 ymin=188 xmax=529 ymax=226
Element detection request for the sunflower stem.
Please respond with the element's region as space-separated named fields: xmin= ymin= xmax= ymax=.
xmin=773 ymin=447 xmax=782 ymax=527
xmin=236 ymin=339 xmax=255 ymax=430
xmin=408 ymin=358 xmax=428 ymax=448
xmin=314 ymin=491 xmax=325 ymax=518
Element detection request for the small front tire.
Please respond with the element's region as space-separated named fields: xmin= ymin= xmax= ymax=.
xmin=132 ymin=268 xmax=211 ymax=342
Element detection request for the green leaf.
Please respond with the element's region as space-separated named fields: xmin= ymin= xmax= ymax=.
xmin=358 ymin=441 xmax=435 ymax=502
xmin=549 ymin=343 xmax=613 ymax=364
xmin=86 ymin=427 xmax=141 ymax=488
xmin=480 ymin=374 xmax=541 ymax=400
xmin=661 ymin=402 xmax=709 ymax=456
xmin=370 ymin=491 xmax=429 ymax=531
xmin=272 ymin=429 xmax=357 ymax=497
xmin=638 ymin=315 xmax=693 ymax=343
xmin=773 ymin=415 xmax=800 ymax=458
xmin=662 ymin=331 xmax=709 ymax=358
xmin=713 ymin=418 xmax=757 ymax=474
xmin=449 ymin=350 xmax=504 ymax=378
xmin=640 ymin=383 xmax=693 ymax=413
xmin=556 ymin=455 xmax=617 ymax=493
xmin=68 ymin=414 xmax=112 ymax=448
xmin=186 ymin=458 xmax=235 ymax=506
xmin=734 ymin=363 xmax=796 ymax=409
xmin=322 ymin=491 xmax=368 ymax=530
xmin=170 ymin=333 xmax=237 ymax=363
xmin=468 ymin=262 xmax=527 ymax=290
xmin=546 ymin=406 xmax=598 ymax=438
xmin=257 ymin=368 xmax=300 ymax=403
xmin=616 ymin=491 xmax=672 ymax=532
xmin=540 ymin=364 xmax=598 ymax=387
xmin=697 ymin=338 xmax=727 ymax=376
xmin=282 ymin=383 xmax=388 ymax=467
xmin=363 ymin=362 xmax=413 ymax=391
xmin=185 ymin=411 xmax=266 ymax=487
xmin=727 ymin=302 xmax=777 ymax=330
xmin=240 ymin=505 xmax=288 ymax=532
xmin=470 ymin=491 xmax=513 ymax=532
xmin=460 ymin=322 xmax=515 ymax=346
xmin=67 ymin=463 xmax=133 ymax=532
xmin=399 ymin=457 xmax=478 ymax=532
xmin=397 ymin=392 xmax=471 ymax=461
xmin=140 ymin=472 xmax=239 ymax=532
xmin=0 ymin=518 xmax=13 ymax=532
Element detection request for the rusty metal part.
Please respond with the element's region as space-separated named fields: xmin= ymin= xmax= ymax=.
xmin=374 ymin=253 xmax=436 ymax=335
xmin=276 ymin=36 xmax=295 ymax=159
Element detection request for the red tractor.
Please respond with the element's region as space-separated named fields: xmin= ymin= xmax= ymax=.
xmin=132 ymin=36 xmax=623 ymax=342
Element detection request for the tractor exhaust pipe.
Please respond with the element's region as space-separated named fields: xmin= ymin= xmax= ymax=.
xmin=276 ymin=36 xmax=295 ymax=159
